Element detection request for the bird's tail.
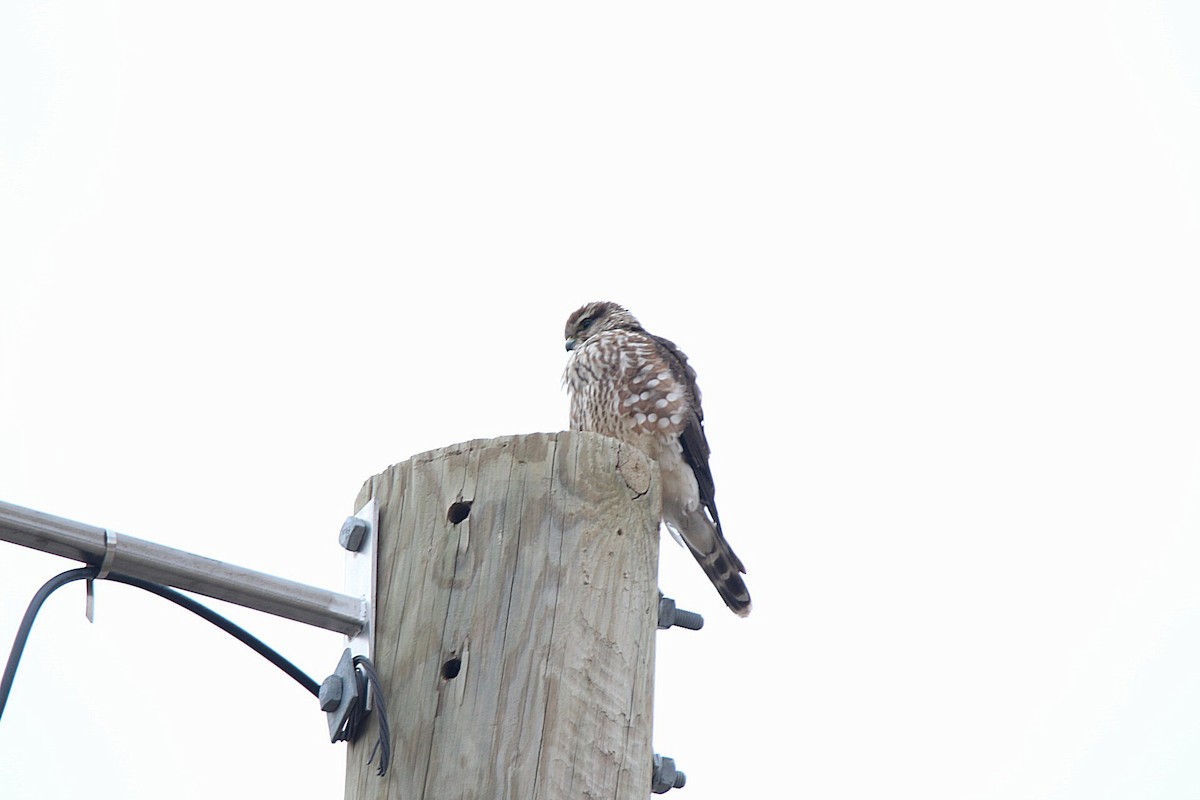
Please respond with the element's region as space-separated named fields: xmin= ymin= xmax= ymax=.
xmin=686 ymin=531 xmax=752 ymax=618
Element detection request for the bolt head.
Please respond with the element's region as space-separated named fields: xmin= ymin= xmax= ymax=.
xmin=318 ymin=675 xmax=344 ymax=712
xmin=339 ymin=517 xmax=368 ymax=551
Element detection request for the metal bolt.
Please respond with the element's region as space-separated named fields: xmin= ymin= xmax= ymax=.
xmin=339 ymin=516 xmax=368 ymax=552
xmin=652 ymin=754 xmax=687 ymax=793
xmin=657 ymin=593 xmax=704 ymax=631
xmin=319 ymin=674 xmax=344 ymax=712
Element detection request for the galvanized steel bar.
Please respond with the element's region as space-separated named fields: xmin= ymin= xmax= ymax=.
xmin=0 ymin=499 xmax=365 ymax=636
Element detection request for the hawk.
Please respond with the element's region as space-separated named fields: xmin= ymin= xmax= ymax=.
xmin=563 ymin=301 xmax=751 ymax=617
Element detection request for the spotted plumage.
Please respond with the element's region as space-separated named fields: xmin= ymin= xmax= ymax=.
xmin=563 ymin=301 xmax=751 ymax=617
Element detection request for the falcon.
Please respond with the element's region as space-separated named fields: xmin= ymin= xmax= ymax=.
xmin=563 ymin=301 xmax=751 ymax=617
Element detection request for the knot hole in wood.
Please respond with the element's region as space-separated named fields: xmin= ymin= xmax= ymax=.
xmin=447 ymin=501 xmax=472 ymax=524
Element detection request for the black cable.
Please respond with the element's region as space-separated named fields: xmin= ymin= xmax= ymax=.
xmin=2 ymin=566 xmax=389 ymax=778
xmin=104 ymin=573 xmax=320 ymax=697
xmin=0 ymin=566 xmax=97 ymax=721
xmin=1 ymin=566 xmax=319 ymax=723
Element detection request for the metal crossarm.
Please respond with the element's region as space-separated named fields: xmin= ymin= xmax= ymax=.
xmin=0 ymin=499 xmax=365 ymax=636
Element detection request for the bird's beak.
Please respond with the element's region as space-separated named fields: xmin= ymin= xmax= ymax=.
xmin=565 ymin=338 xmax=577 ymax=352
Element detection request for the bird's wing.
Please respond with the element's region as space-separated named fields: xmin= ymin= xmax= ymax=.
xmin=649 ymin=335 xmax=731 ymax=550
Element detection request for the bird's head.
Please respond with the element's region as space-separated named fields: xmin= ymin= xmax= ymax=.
xmin=564 ymin=301 xmax=641 ymax=351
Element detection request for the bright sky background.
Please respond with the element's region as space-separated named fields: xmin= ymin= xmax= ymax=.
xmin=2 ymin=2 xmax=1200 ymax=798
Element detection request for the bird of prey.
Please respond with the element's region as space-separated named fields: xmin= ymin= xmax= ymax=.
xmin=563 ymin=301 xmax=751 ymax=617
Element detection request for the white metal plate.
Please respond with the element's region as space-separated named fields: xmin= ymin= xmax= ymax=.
xmin=344 ymin=497 xmax=377 ymax=659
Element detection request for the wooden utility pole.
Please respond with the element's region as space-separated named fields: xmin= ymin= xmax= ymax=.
xmin=344 ymin=431 xmax=661 ymax=800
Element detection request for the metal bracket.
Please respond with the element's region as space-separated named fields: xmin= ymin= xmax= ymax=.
xmin=323 ymin=501 xmax=378 ymax=743
xmin=342 ymin=498 xmax=377 ymax=660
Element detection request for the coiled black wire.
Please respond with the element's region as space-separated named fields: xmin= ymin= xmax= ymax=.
xmin=0 ymin=566 xmax=390 ymax=776
xmin=332 ymin=654 xmax=391 ymax=776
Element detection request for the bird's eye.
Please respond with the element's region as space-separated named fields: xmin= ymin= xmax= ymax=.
xmin=579 ymin=316 xmax=595 ymax=331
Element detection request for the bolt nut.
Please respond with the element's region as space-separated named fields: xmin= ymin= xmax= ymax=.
xmin=657 ymin=595 xmax=676 ymax=629
xmin=339 ymin=516 xmax=368 ymax=552
xmin=318 ymin=674 xmax=344 ymax=712
xmin=652 ymin=754 xmax=687 ymax=793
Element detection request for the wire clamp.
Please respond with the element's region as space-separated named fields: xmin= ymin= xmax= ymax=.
xmin=85 ymin=529 xmax=118 ymax=623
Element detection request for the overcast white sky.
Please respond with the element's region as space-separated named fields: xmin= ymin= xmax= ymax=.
xmin=2 ymin=2 xmax=1200 ymax=798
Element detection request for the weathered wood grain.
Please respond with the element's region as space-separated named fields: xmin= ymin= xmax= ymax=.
xmin=345 ymin=432 xmax=660 ymax=800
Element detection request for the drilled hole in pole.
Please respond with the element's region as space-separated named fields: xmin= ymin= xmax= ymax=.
xmin=441 ymin=656 xmax=462 ymax=680
xmin=447 ymin=501 xmax=472 ymax=524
